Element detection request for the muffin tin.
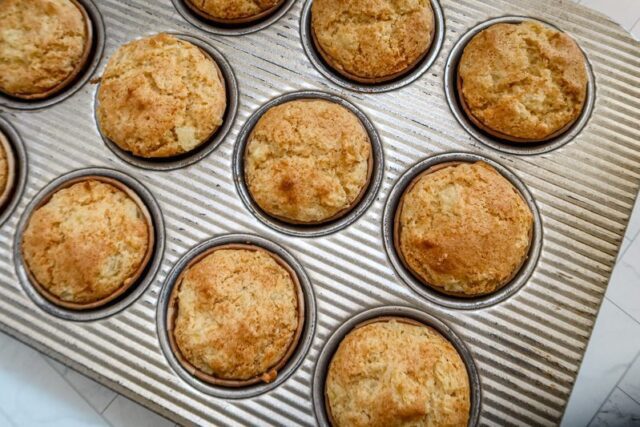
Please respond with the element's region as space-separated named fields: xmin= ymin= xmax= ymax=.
xmin=0 ymin=0 xmax=639 ymax=426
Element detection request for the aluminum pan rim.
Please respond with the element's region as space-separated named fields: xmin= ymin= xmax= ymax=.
xmin=0 ymin=0 xmax=106 ymax=111
xmin=94 ymin=33 xmax=239 ymax=171
xmin=443 ymin=15 xmax=597 ymax=155
xmin=171 ymin=0 xmax=296 ymax=36
xmin=0 ymin=117 xmax=28 ymax=227
xmin=382 ymin=152 xmax=543 ymax=310
xmin=312 ymin=305 xmax=482 ymax=426
xmin=13 ymin=167 xmax=166 ymax=322
xmin=300 ymin=0 xmax=446 ymax=93
xmin=156 ymin=233 xmax=317 ymax=399
xmin=233 ymin=90 xmax=384 ymax=237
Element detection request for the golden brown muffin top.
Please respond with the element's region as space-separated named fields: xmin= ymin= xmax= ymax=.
xmin=97 ymin=34 xmax=226 ymax=158
xmin=173 ymin=248 xmax=300 ymax=382
xmin=458 ymin=21 xmax=588 ymax=141
xmin=187 ymin=0 xmax=281 ymax=21
xmin=311 ymin=0 xmax=434 ymax=81
xmin=326 ymin=319 xmax=470 ymax=427
xmin=245 ymin=99 xmax=371 ymax=224
xmin=22 ymin=180 xmax=151 ymax=304
xmin=0 ymin=136 xmax=8 ymax=198
xmin=397 ymin=162 xmax=533 ymax=297
xmin=0 ymin=0 xmax=89 ymax=97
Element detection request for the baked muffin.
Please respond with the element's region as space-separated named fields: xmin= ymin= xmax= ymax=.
xmin=325 ymin=318 xmax=470 ymax=427
xmin=311 ymin=0 xmax=435 ymax=83
xmin=21 ymin=178 xmax=153 ymax=309
xmin=97 ymin=34 xmax=227 ymax=158
xmin=0 ymin=0 xmax=92 ymax=100
xmin=170 ymin=245 xmax=303 ymax=385
xmin=395 ymin=161 xmax=533 ymax=297
xmin=185 ymin=0 xmax=284 ymax=24
xmin=244 ymin=99 xmax=372 ymax=224
xmin=458 ymin=21 xmax=588 ymax=142
xmin=0 ymin=131 xmax=15 ymax=209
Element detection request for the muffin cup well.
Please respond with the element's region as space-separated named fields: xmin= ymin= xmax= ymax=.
xmin=300 ymin=0 xmax=445 ymax=93
xmin=234 ymin=90 xmax=384 ymax=237
xmin=309 ymin=18 xmax=434 ymax=85
xmin=0 ymin=118 xmax=27 ymax=227
xmin=444 ymin=16 xmax=596 ymax=155
xmin=14 ymin=167 xmax=165 ymax=321
xmin=382 ymin=152 xmax=543 ymax=310
xmin=166 ymin=243 xmax=305 ymax=388
xmin=183 ymin=0 xmax=286 ymax=25
xmin=172 ymin=0 xmax=296 ymax=36
xmin=0 ymin=131 xmax=17 ymax=210
xmin=95 ymin=33 xmax=239 ymax=171
xmin=1 ymin=0 xmax=93 ymax=101
xmin=157 ymin=234 xmax=316 ymax=399
xmin=243 ymin=98 xmax=374 ymax=226
xmin=392 ymin=161 xmax=533 ymax=298
xmin=312 ymin=307 xmax=482 ymax=427
xmin=20 ymin=175 xmax=155 ymax=311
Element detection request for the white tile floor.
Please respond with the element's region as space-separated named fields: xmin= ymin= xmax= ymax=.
xmin=0 ymin=2 xmax=639 ymax=426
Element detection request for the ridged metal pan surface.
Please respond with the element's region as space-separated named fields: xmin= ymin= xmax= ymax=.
xmin=0 ymin=0 xmax=639 ymax=426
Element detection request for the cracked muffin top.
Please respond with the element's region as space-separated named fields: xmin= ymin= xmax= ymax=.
xmin=244 ymin=99 xmax=372 ymax=224
xmin=311 ymin=0 xmax=435 ymax=82
xmin=22 ymin=179 xmax=152 ymax=306
xmin=396 ymin=162 xmax=533 ymax=297
xmin=172 ymin=247 xmax=301 ymax=383
xmin=458 ymin=21 xmax=588 ymax=142
xmin=326 ymin=319 xmax=470 ymax=427
xmin=0 ymin=0 xmax=91 ymax=99
xmin=186 ymin=0 xmax=282 ymax=22
xmin=97 ymin=33 xmax=226 ymax=158
xmin=0 ymin=133 xmax=10 ymax=203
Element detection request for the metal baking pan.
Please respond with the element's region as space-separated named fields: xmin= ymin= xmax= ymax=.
xmin=0 ymin=0 xmax=639 ymax=425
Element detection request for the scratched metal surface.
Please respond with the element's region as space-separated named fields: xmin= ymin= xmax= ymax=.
xmin=0 ymin=0 xmax=639 ymax=425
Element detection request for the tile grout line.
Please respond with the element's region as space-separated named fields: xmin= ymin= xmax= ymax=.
xmin=100 ymin=394 xmax=119 ymax=415
xmin=41 ymin=353 xmax=114 ymax=426
xmin=587 ymin=350 xmax=640 ymax=426
xmin=604 ymin=296 xmax=640 ymax=327
xmin=0 ymin=406 xmax=17 ymax=427
xmin=618 ymin=386 xmax=640 ymax=407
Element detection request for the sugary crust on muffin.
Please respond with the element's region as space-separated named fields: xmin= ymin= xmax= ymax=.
xmin=173 ymin=248 xmax=299 ymax=381
xmin=97 ymin=34 xmax=226 ymax=158
xmin=22 ymin=180 xmax=150 ymax=304
xmin=311 ymin=0 xmax=434 ymax=81
xmin=458 ymin=21 xmax=588 ymax=141
xmin=397 ymin=162 xmax=533 ymax=296
xmin=326 ymin=320 xmax=470 ymax=427
xmin=245 ymin=99 xmax=371 ymax=224
xmin=0 ymin=0 xmax=89 ymax=97
xmin=0 ymin=138 xmax=7 ymax=197
xmin=187 ymin=0 xmax=281 ymax=21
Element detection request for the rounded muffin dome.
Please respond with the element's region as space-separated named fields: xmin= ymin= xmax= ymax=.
xmin=325 ymin=318 xmax=470 ymax=427
xmin=458 ymin=21 xmax=588 ymax=142
xmin=97 ymin=33 xmax=227 ymax=158
xmin=21 ymin=179 xmax=153 ymax=308
xmin=171 ymin=246 xmax=303 ymax=385
xmin=185 ymin=0 xmax=284 ymax=23
xmin=311 ymin=0 xmax=435 ymax=83
xmin=0 ymin=0 xmax=92 ymax=99
xmin=244 ymin=99 xmax=372 ymax=224
xmin=395 ymin=161 xmax=533 ymax=297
